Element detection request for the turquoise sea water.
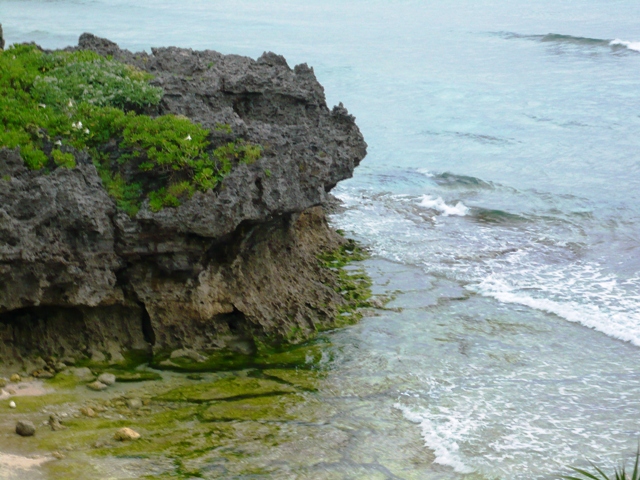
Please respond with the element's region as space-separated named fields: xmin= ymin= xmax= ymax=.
xmin=3 ymin=1 xmax=640 ymax=477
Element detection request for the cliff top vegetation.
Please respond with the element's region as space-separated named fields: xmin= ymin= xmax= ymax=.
xmin=0 ymin=43 xmax=261 ymax=215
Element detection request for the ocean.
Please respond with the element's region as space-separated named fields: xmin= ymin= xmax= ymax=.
xmin=2 ymin=0 xmax=640 ymax=477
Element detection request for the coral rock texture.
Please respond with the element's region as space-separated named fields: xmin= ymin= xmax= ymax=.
xmin=0 ymin=35 xmax=367 ymax=365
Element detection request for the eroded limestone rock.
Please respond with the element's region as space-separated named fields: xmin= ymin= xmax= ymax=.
xmin=0 ymin=34 xmax=367 ymax=365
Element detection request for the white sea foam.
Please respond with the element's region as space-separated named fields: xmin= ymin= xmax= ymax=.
xmin=610 ymin=39 xmax=640 ymax=52
xmin=393 ymin=403 xmax=475 ymax=474
xmin=416 ymin=168 xmax=435 ymax=177
xmin=419 ymin=195 xmax=469 ymax=216
xmin=473 ymin=267 xmax=640 ymax=347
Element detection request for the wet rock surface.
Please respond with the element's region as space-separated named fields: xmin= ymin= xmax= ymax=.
xmin=0 ymin=34 xmax=367 ymax=365
xmin=15 ymin=420 xmax=36 ymax=437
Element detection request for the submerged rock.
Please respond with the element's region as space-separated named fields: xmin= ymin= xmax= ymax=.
xmin=9 ymin=374 xmax=20 ymax=383
xmin=16 ymin=420 xmax=35 ymax=437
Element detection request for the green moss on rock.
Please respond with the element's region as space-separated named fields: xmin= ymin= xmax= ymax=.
xmin=154 ymin=375 xmax=296 ymax=403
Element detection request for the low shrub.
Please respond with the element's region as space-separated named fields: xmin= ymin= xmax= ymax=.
xmin=0 ymin=43 xmax=262 ymax=214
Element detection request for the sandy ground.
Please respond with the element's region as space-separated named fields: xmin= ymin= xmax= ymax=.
xmin=0 ymin=380 xmax=55 ymax=478
xmin=0 ymin=381 xmax=51 ymax=400
xmin=0 ymin=451 xmax=51 ymax=476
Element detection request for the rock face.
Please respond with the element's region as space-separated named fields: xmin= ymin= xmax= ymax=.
xmin=16 ymin=420 xmax=36 ymax=437
xmin=0 ymin=35 xmax=367 ymax=365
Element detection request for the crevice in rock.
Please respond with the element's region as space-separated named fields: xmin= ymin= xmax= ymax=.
xmin=222 ymin=308 xmax=245 ymax=334
xmin=140 ymin=304 xmax=156 ymax=346
xmin=114 ymin=267 xmax=156 ymax=348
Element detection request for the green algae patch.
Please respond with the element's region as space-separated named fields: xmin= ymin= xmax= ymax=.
xmin=6 ymin=392 xmax=76 ymax=413
xmin=44 ymin=372 xmax=87 ymax=390
xmin=262 ymin=368 xmax=325 ymax=391
xmin=200 ymin=392 xmax=336 ymax=424
xmin=318 ymin=238 xmax=375 ymax=327
xmin=154 ymin=376 xmax=296 ymax=403
xmin=201 ymin=393 xmax=307 ymax=422
xmin=113 ymin=371 xmax=162 ymax=383
xmin=151 ymin=339 xmax=331 ymax=373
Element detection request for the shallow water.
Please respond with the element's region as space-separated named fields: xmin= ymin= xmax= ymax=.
xmin=3 ymin=0 xmax=640 ymax=477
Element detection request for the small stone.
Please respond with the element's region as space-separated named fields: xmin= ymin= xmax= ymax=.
xmin=97 ymin=373 xmax=116 ymax=386
xmin=61 ymin=356 xmax=76 ymax=366
xmin=16 ymin=420 xmax=35 ymax=437
xmin=170 ymin=348 xmax=207 ymax=363
xmin=86 ymin=381 xmax=108 ymax=391
xmin=158 ymin=359 xmax=179 ymax=368
xmin=114 ymin=427 xmax=141 ymax=441
xmin=72 ymin=367 xmax=94 ymax=381
xmin=48 ymin=414 xmax=66 ymax=431
xmin=35 ymin=371 xmax=55 ymax=379
xmin=80 ymin=407 xmax=97 ymax=417
xmin=7 ymin=388 xmax=16 ymax=395
xmin=0 ymin=378 xmax=7 ymax=388
xmin=126 ymin=398 xmax=142 ymax=410
xmin=9 ymin=401 xmax=16 ymax=408
xmin=54 ymin=362 xmax=67 ymax=372
xmin=10 ymin=374 xmax=20 ymax=383
xmin=52 ymin=451 xmax=65 ymax=460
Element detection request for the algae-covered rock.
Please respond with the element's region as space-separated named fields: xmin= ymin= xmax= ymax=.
xmin=48 ymin=414 xmax=66 ymax=431
xmin=262 ymin=369 xmax=325 ymax=391
xmin=114 ymin=371 xmax=161 ymax=382
xmin=80 ymin=407 xmax=97 ymax=417
xmin=155 ymin=375 xmax=296 ymax=403
xmin=201 ymin=393 xmax=330 ymax=423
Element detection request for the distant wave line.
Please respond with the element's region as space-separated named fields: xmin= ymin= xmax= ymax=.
xmin=497 ymin=32 xmax=640 ymax=52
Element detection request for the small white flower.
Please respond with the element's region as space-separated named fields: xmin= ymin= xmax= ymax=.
xmin=38 ymin=103 xmax=46 ymax=109
xmin=185 ymin=135 xmax=192 ymax=141
xmin=84 ymin=128 xmax=90 ymax=134
xmin=71 ymin=122 xmax=78 ymax=129
xmin=77 ymin=121 xmax=83 ymax=129
xmin=68 ymin=100 xmax=74 ymax=107
xmin=54 ymin=140 xmax=62 ymax=146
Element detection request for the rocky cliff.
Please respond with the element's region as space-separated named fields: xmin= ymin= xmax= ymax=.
xmin=0 ymin=34 xmax=367 ymax=367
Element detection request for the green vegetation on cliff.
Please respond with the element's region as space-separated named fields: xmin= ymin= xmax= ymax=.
xmin=0 ymin=43 xmax=261 ymax=214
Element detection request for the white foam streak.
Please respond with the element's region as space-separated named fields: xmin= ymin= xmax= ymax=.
xmin=475 ymin=275 xmax=640 ymax=347
xmin=394 ymin=403 xmax=475 ymax=474
xmin=419 ymin=195 xmax=469 ymax=216
xmin=610 ymin=39 xmax=640 ymax=52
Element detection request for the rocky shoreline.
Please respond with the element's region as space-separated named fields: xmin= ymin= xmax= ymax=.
xmin=0 ymin=33 xmax=369 ymax=371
